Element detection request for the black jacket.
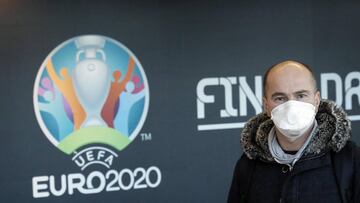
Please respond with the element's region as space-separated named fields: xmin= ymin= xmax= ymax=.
xmin=228 ymin=100 xmax=360 ymax=203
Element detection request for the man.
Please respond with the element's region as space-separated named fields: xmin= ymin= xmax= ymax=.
xmin=228 ymin=60 xmax=360 ymax=203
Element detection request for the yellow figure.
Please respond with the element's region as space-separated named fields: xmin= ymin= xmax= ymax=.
xmin=45 ymin=58 xmax=86 ymax=130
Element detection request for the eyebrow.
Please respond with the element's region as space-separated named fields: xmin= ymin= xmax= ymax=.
xmin=271 ymin=92 xmax=286 ymax=99
xmin=294 ymin=90 xmax=311 ymax=95
xmin=270 ymin=90 xmax=311 ymax=99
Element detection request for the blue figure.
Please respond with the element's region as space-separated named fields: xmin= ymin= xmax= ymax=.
xmin=114 ymin=80 xmax=145 ymax=136
xmin=38 ymin=77 xmax=73 ymax=141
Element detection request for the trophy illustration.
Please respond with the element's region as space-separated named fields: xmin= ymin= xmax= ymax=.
xmin=73 ymin=35 xmax=110 ymax=127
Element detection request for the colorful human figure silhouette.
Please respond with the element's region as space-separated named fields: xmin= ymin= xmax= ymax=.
xmin=114 ymin=80 xmax=145 ymax=136
xmin=101 ymin=57 xmax=135 ymax=127
xmin=112 ymin=74 xmax=144 ymax=119
xmin=132 ymin=75 xmax=144 ymax=94
xmin=38 ymin=77 xmax=55 ymax=99
xmin=38 ymin=77 xmax=73 ymax=141
xmin=46 ymin=59 xmax=86 ymax=130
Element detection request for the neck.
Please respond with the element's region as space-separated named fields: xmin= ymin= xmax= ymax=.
xmin=275 ymin=123 xmax=315 ymax=151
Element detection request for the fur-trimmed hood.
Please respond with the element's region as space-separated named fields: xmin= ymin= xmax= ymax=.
xmin=240 ymin=100 xmax=351 ymax=162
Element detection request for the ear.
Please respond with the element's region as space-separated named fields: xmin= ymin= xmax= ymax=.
xmin=263 ymin=96 xmax=270 ymax=116
xmin=314 ymin=90 xmax=321 ymax=111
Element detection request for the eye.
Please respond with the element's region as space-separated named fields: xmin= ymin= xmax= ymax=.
xmin=297 ymin=93 xmax=308 ymax=99
xmin=274 ymin=96 xmax=286 ymax=102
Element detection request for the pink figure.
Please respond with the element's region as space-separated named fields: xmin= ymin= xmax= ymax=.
xmin=131 ymin=75 xmax=144 ymax=94
xmin=38 ymin=77 xmax=55 ymax=100
xmin=38 ymin=76 xmax=74 ymax=123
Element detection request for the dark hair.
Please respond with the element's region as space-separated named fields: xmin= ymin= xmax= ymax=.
xmin=263 ymin=60 xmax=318 ymax=96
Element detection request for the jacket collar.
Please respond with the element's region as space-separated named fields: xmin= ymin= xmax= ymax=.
xmin=240 ymin=100 xmax=351 ymax=162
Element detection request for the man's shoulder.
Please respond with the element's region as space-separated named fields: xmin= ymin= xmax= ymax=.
xmin=346 ymin=141 xmax=360 ymax=167
xmin=351 ymin=141 xmax=360 ymax=156
xmin=333 ymin=141 xmax=359 ymax=164
xmin=340 ymin=141 xmax=360 ymax=156
xmin=334 ymin=140 xmax=360 ymax=202
xmin=234 ymin=153 xmax=257 ymax=172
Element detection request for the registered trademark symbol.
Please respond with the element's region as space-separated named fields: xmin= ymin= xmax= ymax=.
xmin=140 ymin=133 xmax=152 ymax=141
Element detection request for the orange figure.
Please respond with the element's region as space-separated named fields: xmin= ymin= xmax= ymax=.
xmin=101 ymin=57 xmax=135 ymax=127
xmin=46 ymin=59 xmax=86 ymax=130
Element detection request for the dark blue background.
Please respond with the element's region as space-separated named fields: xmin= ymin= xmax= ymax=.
xmin=0 ymin=0 xmax=359 ymax=202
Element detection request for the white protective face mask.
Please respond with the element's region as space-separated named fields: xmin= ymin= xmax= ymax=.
xmin=270 ymin=100 xmax=316 ymax=141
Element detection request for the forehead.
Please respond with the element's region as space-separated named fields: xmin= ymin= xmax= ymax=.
xmin=265 ymin=63 xmax=314 ymax=96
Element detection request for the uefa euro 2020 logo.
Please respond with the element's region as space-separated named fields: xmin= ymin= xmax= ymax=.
xmin=33 ymin=35 xmax=149 ymax=170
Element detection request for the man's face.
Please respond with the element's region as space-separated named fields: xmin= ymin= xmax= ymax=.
xmin=263 ymin=63 xmax=320 ymax=116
